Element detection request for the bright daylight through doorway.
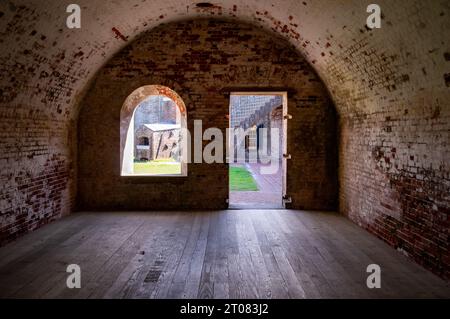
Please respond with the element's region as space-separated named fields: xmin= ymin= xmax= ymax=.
xmin=228 ymin=93 xmax=287 ymax=209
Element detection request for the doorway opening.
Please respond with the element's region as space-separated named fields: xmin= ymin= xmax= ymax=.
xmin=228 ymin=92 xmax=288 ymax=209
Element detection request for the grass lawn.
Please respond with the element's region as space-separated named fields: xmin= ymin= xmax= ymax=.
xmin=229 ymin=166 xmax=259 ymax=191
xmin=134 ymin=160 xmax=181 ymax=175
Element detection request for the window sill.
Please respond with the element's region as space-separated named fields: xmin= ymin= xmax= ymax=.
xmin=120 ymin=174 xmax=188 ymax=184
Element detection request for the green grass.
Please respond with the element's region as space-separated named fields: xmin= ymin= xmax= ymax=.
xmin=229 ymin=166 xmax=259 ymax=191
xmin=133 ymin=160 xmax=181 ymax=175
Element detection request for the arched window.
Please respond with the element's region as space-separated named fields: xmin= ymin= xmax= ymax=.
xmin=120 ymin=85 xmax=188 ymax=176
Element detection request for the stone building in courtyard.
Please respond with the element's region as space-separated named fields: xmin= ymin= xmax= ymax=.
xmin=135 ymin=123 xmax=181 ymax=161
xmin=133 ymin=95 xmax=181 ymax=161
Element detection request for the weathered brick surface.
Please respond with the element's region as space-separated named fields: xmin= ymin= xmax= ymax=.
xmin=327 ymin=3 xmax=450 ymax=280
xmin=78 ymin=19 xmax=338 ymax=211
xmin=0 ymin=4 xmax=78 ymax=244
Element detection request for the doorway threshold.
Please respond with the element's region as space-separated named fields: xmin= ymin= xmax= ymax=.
xmin=228 ymin=203 xmax=284 ymax=210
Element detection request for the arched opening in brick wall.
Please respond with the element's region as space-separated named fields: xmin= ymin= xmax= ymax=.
xmin=77 ymin=19 xmax=337 ymax=211
xmin=120 ymin=85 xmax=188 ymax=176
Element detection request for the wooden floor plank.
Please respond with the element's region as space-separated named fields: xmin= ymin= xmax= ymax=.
xmin=166 ymin=213 xmax=203 ymax=298
xmin=182 ymin=212 xmax=210 ymax=299
xmin=101 ymin=213 xmax=171 ymax=299
xmin=276 ymin=211 xmax=373 ymax=298
xmin=256 ymin=211 xmax=324 ymax=298
xmin=0 ymin=210 xmax=448 ymax=299
xmin=147 ymin=213 xmax=194 ymax=299
xmin=211 ymin=211 xmax=230 ymax=299
xmin=0 ymin=214 xmax=107 ymax=298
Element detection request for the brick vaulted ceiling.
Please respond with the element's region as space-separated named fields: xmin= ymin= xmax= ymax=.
xmin=0 ymin=1 xmax=449 ymax=278
xmin=1 ymin=0 xmax=448 ymax=118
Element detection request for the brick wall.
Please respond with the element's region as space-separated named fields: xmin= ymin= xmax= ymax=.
xmin=271 ymin=107 xmax=284 ymax=162
xmin=134 ymin=96 xmax=178 ymax=128
xmin=230 ymin=95 xmax=273 ymax=128
xmin=326 ymin=3 xmax=450 ymax=280
xmin=77 ymin=19 xmax=338 ymax=211
xmin=0 ymin=4 xmax=79 ymax=244
xmin=336 ymin=71 xmax=450 ymax=279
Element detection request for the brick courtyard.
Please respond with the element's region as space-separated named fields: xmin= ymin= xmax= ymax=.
xmin=229 ymin=162 xmax=283 ymax=209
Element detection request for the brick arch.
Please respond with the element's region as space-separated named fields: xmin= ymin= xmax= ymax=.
xmin=120 ymin=85 xmax=188 ymax=176
xmin=78 ymin=18 xmax=338 ymax=210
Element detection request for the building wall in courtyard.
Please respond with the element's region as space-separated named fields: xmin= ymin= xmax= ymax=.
xmin=134 ymin=97 xmax=179 ymax=129
xmin=135 ymin=125 xmax=180 ymax=161
xmin=270 ymin=107 xmax=284 ymax=162
xmin=230 ymin=95 xmax=274 ymax=128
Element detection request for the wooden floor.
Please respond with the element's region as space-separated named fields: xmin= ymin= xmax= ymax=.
xmin=0 ymin=210 xmax=448 ymax=299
